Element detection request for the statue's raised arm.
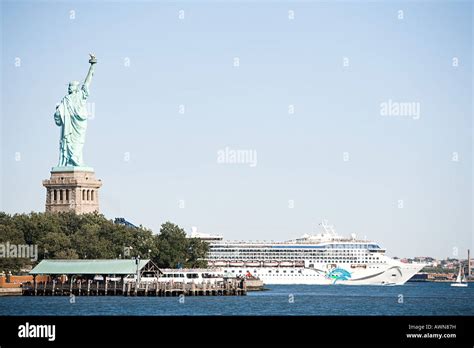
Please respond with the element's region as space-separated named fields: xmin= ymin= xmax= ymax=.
xmin=83 ymin=53 xmax=97 ymax=89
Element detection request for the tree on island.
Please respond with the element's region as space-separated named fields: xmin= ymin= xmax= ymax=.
xmin=0 ymin=212 xmax=208 ymax=273
xmin=154 ymin=222 xmax=208 ymax=269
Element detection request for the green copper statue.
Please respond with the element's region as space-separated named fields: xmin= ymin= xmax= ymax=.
xmin=54 ymin=54 xmax=97 ymax=169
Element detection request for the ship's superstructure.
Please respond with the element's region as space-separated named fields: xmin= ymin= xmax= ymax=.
xmin=191 ymin=222 xmax=425 ymax=285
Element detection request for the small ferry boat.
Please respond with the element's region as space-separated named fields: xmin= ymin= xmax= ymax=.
xmin=158 ymin=269 xmax=225 ymax=285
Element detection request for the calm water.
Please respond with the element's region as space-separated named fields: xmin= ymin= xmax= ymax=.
xmin=1 ymin=283 xmax=473 ymax=316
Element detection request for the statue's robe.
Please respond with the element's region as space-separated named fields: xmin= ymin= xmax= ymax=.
xmin=54 ymin=84 xmax=89 ymax=167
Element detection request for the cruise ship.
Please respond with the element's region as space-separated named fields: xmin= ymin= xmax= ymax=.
xmin=191 ymin=221 xmax=425 ymax=285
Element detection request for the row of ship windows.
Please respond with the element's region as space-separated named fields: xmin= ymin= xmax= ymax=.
xmin=213 ymin=251 xmax=375 ymax=254
xmin=210 ymin=253 xmax=376 ymax=257
xmin=214 ymin=244 xmax=380 ymax=251
xmin=209 ymin=256 xmax=380 ymax=262
xmin=226 ymin=270 xmax=302 ymax=274
xmin=212 ymin=250 xmax=375 ymax=254
xmin=216 ymin=257 xmax=377 ymax=260
xmin=226 ymin=267 xmax=381 ymax=274
xmin=312 ymin=257 xmax=381 ymax=261
xmin=211 ymin=254 xmax=378 ymax=257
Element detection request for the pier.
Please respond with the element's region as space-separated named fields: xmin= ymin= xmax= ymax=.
xmin=22 ymin=278 xmax=247 ymax=297
xmin=22 ymin=259 xmax=249 ymax=297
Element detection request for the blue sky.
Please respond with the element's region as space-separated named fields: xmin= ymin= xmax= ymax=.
xmin=1 ymin=0 xmax=472 ymax=259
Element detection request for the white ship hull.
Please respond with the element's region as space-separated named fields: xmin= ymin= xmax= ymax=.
xmin=224 ymin=261 xmax=424 ymax=285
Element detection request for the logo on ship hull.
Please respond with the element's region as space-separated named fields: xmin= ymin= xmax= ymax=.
xmin=326 ymin=268 xmax=352 ymax=284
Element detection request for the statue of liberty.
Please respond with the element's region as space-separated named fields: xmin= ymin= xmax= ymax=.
xmin=54 ymin=54 xmax=96 ymax=168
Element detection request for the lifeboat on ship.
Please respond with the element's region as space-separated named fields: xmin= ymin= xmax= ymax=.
xmin=229 ymin=261 xmax=245 ymax=267
xmin=263 ymin=261 xmax=279 ymax=267
xmin=279 ymin=261 xmax=294 ymax=267
xmin=213 ymin=261 xmax=228 ymax=267
xmin=350 ymin=264 xmax=367 ymax=269
xmin=245 ymin=261 xmax=261 ymax=267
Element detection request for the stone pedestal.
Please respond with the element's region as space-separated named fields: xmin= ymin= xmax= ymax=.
xmin=43 ymin=168 xmax=102 ymax=214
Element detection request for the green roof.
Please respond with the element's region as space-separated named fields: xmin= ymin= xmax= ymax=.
xmin=30 ymin=259 xmax=151 ymax=275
